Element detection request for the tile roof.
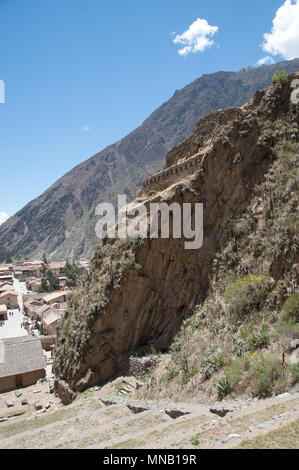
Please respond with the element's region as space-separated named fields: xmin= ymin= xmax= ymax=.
xmin=0 ymin=336 xmax=46 ymax=378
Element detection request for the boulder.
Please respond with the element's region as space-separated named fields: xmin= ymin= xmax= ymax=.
xmin=290 ymin=339 xmax=299 ymax=349
xmin=127 ymin=404 xmax=149 ymax=414
xmin=210 ymin=405 xmax=233 ymax=417
xmin=99 ymin=398 xmax=116 ymax=406
xmin=164 ymin=409 xmax=191 ymax=419
xmin=54 ymin=379 xmax=77 ymax=405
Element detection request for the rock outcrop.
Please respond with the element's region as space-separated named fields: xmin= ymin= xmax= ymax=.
xmin=53 ymin=74 xmax=299 ymax=400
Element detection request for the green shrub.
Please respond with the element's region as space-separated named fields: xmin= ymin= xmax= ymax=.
xmin=233 ymin=218 xmax=252 ymax=236
xmin=249 ymin=324 xmax=270 ymax=351
xmin=272 ymin=70 xmax=288 ymax=83
xmin=224 ymin=357 xmax=243 ymax=389
xmin=290 ymin=363 xmax=299 ymax=383
xmin=166 ymin=365 xmax=178 ymax=382
xmin=217 ymin=377 xmax=232 ymax=399
xmin=222 ymin=352 xmax=286 ymax=398
xmin=280 ymin=293 xmax=299 ymax=323
xmin=276 ymin=321 xmax=299 ymax=339
xmin=201 ymin=349 xmax=225 ymax=379
xmin=124 ymin=254 xmax=142 ymax=272
xmin=246 ymin=352 xmax=285 ymax=398
xmin=223 ymin=274 xmax=271 ymax=320
xmin=181 ymin=365 xmax=198 ymax=386
xmin=190 ymin=437 xmax=200 ymax=446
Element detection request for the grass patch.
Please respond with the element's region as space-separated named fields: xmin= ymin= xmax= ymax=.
xmin=280 ymin=293 xmax=299 ymax=323
xmin=237 ymin=420 xmax=299 ymax=449
xmin=223 ymin=274 xmax=271 ymax=320
xmin=272 ymin=70 xmax=288 ymax=84
xmin=221 ymin=351 xmax=291 ymax=398
xmin=0 ymin=405 xmax=81 ymax=439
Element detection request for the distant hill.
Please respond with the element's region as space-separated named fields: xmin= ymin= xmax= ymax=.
xmin=0 ymin=58 xmax=298 ymax=261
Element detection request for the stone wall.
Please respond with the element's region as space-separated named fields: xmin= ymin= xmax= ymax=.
xmin=39 ymin=335 xmax=56 ymax=351
xmin=141 ymin=152 xmax=206 ymax=196
xmin=0 ymin=368 xmax=45 ymax=393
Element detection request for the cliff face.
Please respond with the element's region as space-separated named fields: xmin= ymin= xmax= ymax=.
xmin=1 ymin=60 xmax=299 ymax=262
xmin=53 ymin=74 xmax=299 ymax=403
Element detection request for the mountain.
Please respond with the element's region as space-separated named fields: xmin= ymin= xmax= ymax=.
xmin=0 ymin=59 xmax=299 ymax=262
xmin=53 ymin=73 xmax=299 ymax=401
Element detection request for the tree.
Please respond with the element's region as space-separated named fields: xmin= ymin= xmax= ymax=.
xmin=37 ymin=279 xmax=48 ymax=293
xmin=41 ymin=253 xmax=48 ymax=277
xmin=46 ymin=270 xmax=59 ymax=292
xmin=65 ymin=260 xmax=81 ymax=288
xmin=5 ymin=250 xmax=12 ymax=264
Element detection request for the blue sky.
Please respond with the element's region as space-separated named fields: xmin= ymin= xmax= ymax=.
xmin=0 ymin=0 xmax=298 ymax=221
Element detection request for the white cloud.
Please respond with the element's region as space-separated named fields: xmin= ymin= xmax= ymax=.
xmin=262 ymin=0 xmax=299 ymax=60
xmin=82 ymin=126 xmax=92 ymax=132
xmin=173 ymin=18 xmax=218 ymax=56
xmin=256 ymin=56 xmax=275 ymax=66
xmin=0 ymin=212 xmax=9 ymax=225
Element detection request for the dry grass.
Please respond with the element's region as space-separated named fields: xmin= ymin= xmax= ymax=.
xmin=236 ymin=419 xmax=299 ymax=449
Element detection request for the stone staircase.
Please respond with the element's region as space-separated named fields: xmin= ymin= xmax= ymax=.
xmin=0 ymin=386 xmax=298 ymax=449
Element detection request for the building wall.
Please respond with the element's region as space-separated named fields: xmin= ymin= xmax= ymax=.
xmin=47 ymin=294 xmax=66 ymax=305
xmin=0 ymin=295 xmax=18 ymax=309
xmin=21 ymin=369 xmax=45 ymax=387
xmin=0 ymin=374 xmax=15 ymax=393
xmin=39 ymin=335 xmax=55 ymax=351
xmin=45 ymin=319 xmax=60 ymax=336
xmin=0 ymin=312 xmax=8 ymax=321
xmin=0 ymin=369 xmax=45 ymax=393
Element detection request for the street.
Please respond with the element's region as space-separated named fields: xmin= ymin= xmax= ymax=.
xmin=0 ymin=276 xmax=28 ymax=339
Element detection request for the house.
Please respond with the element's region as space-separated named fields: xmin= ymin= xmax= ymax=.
xmin=0 ymin=265 xmax=13 ymax=275
xmin=0 ymin=282 xmax=14 ymax=292
xmin=0 ymin=290 xmax=19 ymax=309
xmin=0 ymin=304 xmax=8 ymax=321
xmin=26 ymin=278 xmax=42 ymax=291
xmin=42 ymin=308 xmax=64 ymax=336
xmin=48 ymin=262 xmax=65 ymax=277
xmin=0 ymin=336 xmax=46 ymax=392
xmin=0 ymin=274 xmax=14 ymax=284
xmin=58 ymin=276 xmax=67 ymax=288
xmin=17 ymin=265 xmax=42 ymax=279
xmin=35 ymin=303 xmax=51 ymax=320
xmin=42 ymin=290 xmax=72 ymax=305
xmin=23 ymin=299 xmax=45 ymax=319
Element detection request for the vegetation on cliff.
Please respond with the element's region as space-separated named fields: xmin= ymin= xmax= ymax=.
xmin=142 ymin=140 xmax=298 ymax=401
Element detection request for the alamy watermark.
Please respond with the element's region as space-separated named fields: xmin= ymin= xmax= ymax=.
xmin=95 ymin=196 xmax=203 ymax=250
xmin=0 ymin=80 xmax=5 ymax=104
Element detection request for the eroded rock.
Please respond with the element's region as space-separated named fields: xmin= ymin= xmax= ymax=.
xmin=210 ymin=405 xmax=233 ymax=417
xmin=127 ymin=404 xmax=149 ymax=414
xmin=164 ymin=409 xmax=191 ymax=419
xmin=99 ymin=398 xmax=117 ymax=406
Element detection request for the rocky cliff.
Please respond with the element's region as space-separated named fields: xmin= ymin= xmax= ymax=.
xmin=53 ymin=73 xmax=299 ymax=403
xmin=1 ymin=59 xmax=299 ymax=262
